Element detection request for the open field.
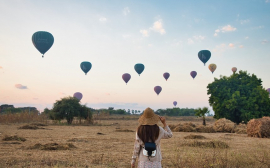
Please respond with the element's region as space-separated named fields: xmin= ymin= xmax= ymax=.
xmin=1 ymin=116 xmax=270 ymax=168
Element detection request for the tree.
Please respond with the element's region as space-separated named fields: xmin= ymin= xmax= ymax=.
xmin=194 ymin=107 xmax=210 ymax=126
xmin=207 ymin=71 xmax=270 ymax=124
xmin=51 ymin=97 xmax=81 ymax=124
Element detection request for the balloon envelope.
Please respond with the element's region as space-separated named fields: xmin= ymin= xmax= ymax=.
xmin=163 ymin=72 xmax=170 ymax=81
xmin=154 ymin=86 xmax=162 ymax=95
xmin=232 ymin=67 xmax=237 ymax=73
xmin=267 ymin=88 xmax=270 ymax=94
xmin=173 ymin=101 xmax=177 ymax=106
xmin=134 ymin=63 xmax=145 ymax=76
xmin=73 ymin=92 xmax=83 ymax=101
xmin=198 ymin=50 xmax=211 ymax=65
xmin=122 ymin=73 xmax=131 ymax=84
xmin=32 ymin=31 xmax=54 ymax=57
xmin=80 ymin=62 xmax=92 ymax=75
xmin=190 ymin=71 xmax=197 ymax=79
xmin=208 ymin=64 xmax=217 ymax=74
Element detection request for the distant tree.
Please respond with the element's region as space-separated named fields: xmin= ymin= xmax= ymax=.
xmin=132 ymin=110 xmax=134 ymax=115
xmin=43 ymin=108 xmax=50 ymax=115
xmin=207 ymin=71 xmax=270 ymax=124
xmin=128 ymin=109 xmax=130 ymax=114
xmin=194 ymin=107 xmax=210 ymax=126
xmin=79 ymin=105 xmax=92 ymax=124
xmin=51 ymin=97 xmax=81 ymax=124
xmin=135 ymin=110 xmax=138 ymax=114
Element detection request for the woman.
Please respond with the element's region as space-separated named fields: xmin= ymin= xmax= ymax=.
xmin=131 ymin=107 xmax=173 ymax=168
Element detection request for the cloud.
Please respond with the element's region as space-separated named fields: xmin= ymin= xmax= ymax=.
xmin=140 ymin=29 xmax=149 ymax=37
xmin=245 ymin=36 xmax=249 ymax=39
xmin=99 ymin=17 xmax=107 ymax=22
xmin=239 ymin=45 xmax=244 ymax=48
xmin=0 ymin=66 xmax=2 ymax=69
xmin=266 ymin=0 xmax=269 ymax=3
xmin=229 ymin=43 xmax=234 ymax=48
xmin=252 ymin=26 xmax=264 ymax=30
xmin=123 ymin=7 xmax=130 ymax=15
xmin=193 ymin=35 xmax=205 ymax=40
xmin=15 ymin=84 xmax=28 ymax=89
xmin=187 ymin=38 xmax=194 ymax=44
xmin=240 ymin=19 xmax=250 ymax=24
xmin=214 ymin=25 xmax=236 ymax=36
xmin=261 ymin=40 xmax=269 ymax=44
xmin=150 ymin=19 xmax=166 ymax=35
xmin=59 ymin=92 xmax=66 ymax=95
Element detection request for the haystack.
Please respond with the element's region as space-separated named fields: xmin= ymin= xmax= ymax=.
xmin=213 ymin=118 xmax=236 ymax=133
xmin=234 ymin=123 xmax=247 ymax=134
xmin=196 ymin=125 xmax=216 ymax=133
xmin=247 ymin=117 xmax=270 ymax=138
xmin=173 ymin=122 xmax=196 ymax=132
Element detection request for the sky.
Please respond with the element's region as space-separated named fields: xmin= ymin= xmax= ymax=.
xmin=0 ymin=0 xmax=270 ymax=112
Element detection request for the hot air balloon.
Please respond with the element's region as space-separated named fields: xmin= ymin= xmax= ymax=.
xmin=134 ymin=63 xmax=145 ymax=76
xmin=73 ymin=92 xmax=83 ymax=101
xmin=208 ymin=64 xmax=217 ymax=74
xmin=190 ymin=71 xmax=197 ymax=79
xmin=173 ymin=101 xmax=177 ymax=106
xmin=122 ymin=73 xmax=131 ymax=84
xmin=32 ymin=31 xmax=54 ymax=58
xmin=154 ymin=86 xmax=162 ymax=95
xmin=80 ymin=62 xmax=92 ymax=75
xmin=267 ymin=88 xmax=270 ymax=94
xmin=163 ymin=72 xmax=170 ymax=81
xmin=198 ymin=50 xmax=211 ymax=66
xmin=232 ymin=67 xmax=237 ymax=73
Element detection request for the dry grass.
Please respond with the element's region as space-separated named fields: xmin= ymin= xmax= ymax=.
xmin=0 ymin=111 xmax=47 ymax=124
xmin=2 ymin=135 xmax=26 ymax=142
xmin=184 ymin=134 xmax=206 ymax=139
xmin=0 ymin=116 xmax=270 ymax=167
xmin=28 ymin=143 xmax=76 ymax=150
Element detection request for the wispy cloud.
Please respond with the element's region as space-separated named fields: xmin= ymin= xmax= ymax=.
xmin=140 ymin=19 xmax=166 ymax=37
xmin=266 ymin=0 xmax=269 ymax=3
xmin=240 ymin=19 xmax=250 ymax=24
xmin=193 ymin=35 xmax=205 ymax=40
xmin=123 ymin=7 xmax=130 ymax=15
xmin=187 ymin=38 xmax=194 ymax=44
xmin=261 ymin=40 xmax=269 ymax=44
xmin=15 ymin=84 xmax=27 ymax=89
xmin=140 ymin=29 xmax=149 ymax=37
xmin=214 ymin=25 xmax=236 ymax=36
xmin=99 ymin=17 xmax=107 ymax=22
xmin=150 ymin=19 xmax=166 ymax=35
xmin=0 ymin=66 xmax=2 ymax=69
xmin=252 ymin=26 xmax=264 ymax=30
xmin=239 ymin=45 xmax=244 ymax=48
xmin=245 ymin=36 xmax=249 ymax=39
xmin=229 ymin=43 xmax=235 ymax=48
xmin=59 ymin=92 xmax=66 ymax=95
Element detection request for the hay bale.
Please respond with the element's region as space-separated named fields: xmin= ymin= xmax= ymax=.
xmin=173 ymin=124 xmax=195 ymax=132
xmin=234 ymin=123 xmax=247 ymax=134
xmin=247 ymin=117 xmax=270 ymax=138
xmin=18 ymin=125 xmax=39 ymax=130
xmin=182 ymin=140 xmax=229 ymax=148
xmin=213 ymin=118 xmax=236 ymax=133
xmin=184 ymin=134 xmax=206 ymax=139
xmin=196 ymin=125 xmax=216 ymax=133
xmin=168 ymin=124 xmax=176 ymax=130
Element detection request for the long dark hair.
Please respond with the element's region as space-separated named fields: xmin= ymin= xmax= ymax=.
xmin=137 ymin=125 xmax=159 ymax=144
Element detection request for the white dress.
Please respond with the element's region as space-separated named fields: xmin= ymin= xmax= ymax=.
xmin=131 ymin=126 xmax=173 ymax=168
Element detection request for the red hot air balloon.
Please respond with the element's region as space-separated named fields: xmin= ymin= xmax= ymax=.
xmin=232 ymin=67 xmax=237 ymax=73
xmin=163 ymin=72 xmax=170 ymax=81
xmin=73 ymin=92 xmax=83 ymax=101
xmin=190 ymin=71 xmax=197 ymax=79
xmin=154 ymin=86 xmax=162 ymax=95
xmin=122 ymin=73 xmax=131 ymax=85
xmin=173 ymin=101 xmax=177 ymax=106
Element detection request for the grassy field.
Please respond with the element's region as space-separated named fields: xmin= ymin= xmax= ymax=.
xmin=0 ymin=116 xmax=270 ymax=168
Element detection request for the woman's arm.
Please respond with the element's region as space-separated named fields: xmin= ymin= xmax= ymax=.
xmin=131 ymin=133 xmax=141 ymax=167
xmin=159 ymin=116 xmax=173 ymax=139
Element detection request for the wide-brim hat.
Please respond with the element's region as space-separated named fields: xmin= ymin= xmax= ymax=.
xmin=138 ymin=107 xmax=159 ymax=125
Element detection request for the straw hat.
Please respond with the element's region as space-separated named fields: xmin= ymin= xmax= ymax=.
xmin=138 ymin=107 xmax=160 ymax=125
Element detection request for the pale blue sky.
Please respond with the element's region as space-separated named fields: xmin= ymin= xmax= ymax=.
xmin=0 ymin=0 xmax=269 ymax=112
